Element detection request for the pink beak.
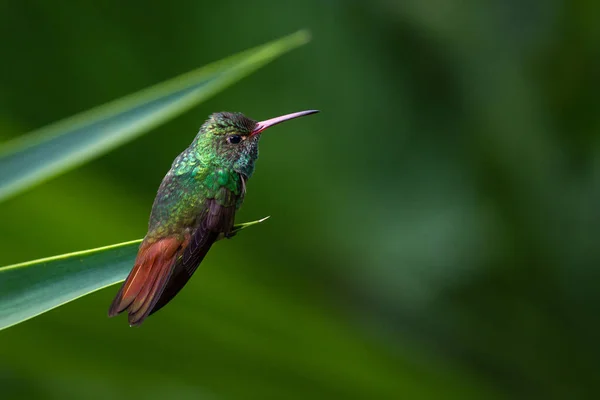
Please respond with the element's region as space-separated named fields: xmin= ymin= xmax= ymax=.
xmin=250 ymin=110 xmax=319 ymax=137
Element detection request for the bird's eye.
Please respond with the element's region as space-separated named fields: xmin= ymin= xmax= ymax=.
xmin=227 ymin=135 xmax=242 ymax=144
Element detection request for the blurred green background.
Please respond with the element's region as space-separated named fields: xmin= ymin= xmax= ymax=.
xmin=1 ymin=0 xmax=599 ymax=399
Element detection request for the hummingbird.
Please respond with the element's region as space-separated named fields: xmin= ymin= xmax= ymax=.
xmin=108 ymin=109 xmax=319 ymax=326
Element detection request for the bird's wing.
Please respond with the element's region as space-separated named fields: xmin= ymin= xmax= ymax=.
xmin=108 ymin=181 xmax=240 ymax=326
xmin=148 ymin=186 xmax=238 ymax=317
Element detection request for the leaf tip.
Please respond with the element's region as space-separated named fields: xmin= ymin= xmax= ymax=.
xmin=296 ymin=29 xmax=312 ymax=45
xmin=258 ymin=216 xmax=271 ymax=223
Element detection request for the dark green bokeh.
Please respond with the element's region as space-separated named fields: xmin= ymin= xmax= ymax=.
xmin=1 ymin=1 xmax=598 ymax=399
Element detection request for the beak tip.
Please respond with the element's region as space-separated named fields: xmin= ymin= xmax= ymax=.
xmin=252 ymin=109 xmax=320 ymax=135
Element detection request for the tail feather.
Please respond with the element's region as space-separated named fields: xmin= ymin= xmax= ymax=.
xmin=128 ymin=250 xmax=178 ymax=326
xmin=108 ymin=237 xmax=182 ymax=326
xmin=149 ymin=230 xmax=219 ymax=317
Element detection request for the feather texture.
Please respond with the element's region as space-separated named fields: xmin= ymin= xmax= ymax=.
xmin=108 ymin=237 xmax=184 ymax=326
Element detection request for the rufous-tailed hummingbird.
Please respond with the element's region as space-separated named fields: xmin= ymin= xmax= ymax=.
xmin=108 ymin=110 xmax=318 ymax=326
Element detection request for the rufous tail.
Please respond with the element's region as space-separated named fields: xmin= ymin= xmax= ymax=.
xmin=108 ymin=237 xmax=183 ymax=326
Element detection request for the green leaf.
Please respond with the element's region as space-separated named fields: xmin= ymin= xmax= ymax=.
xmin=0 ymin=30 xmax=310 ymax=202
xmin=0 ymin=217 xmax=269 ymax=331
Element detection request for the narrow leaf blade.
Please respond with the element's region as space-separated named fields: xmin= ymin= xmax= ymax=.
xmin=0 ymin=30 xmax=310 ymax=202
xmin=0 ymin=218 xmax=268 ymax=330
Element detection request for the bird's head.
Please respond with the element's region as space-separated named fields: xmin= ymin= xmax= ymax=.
xmin=194 ymin=110 xmax=318 ymax=177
